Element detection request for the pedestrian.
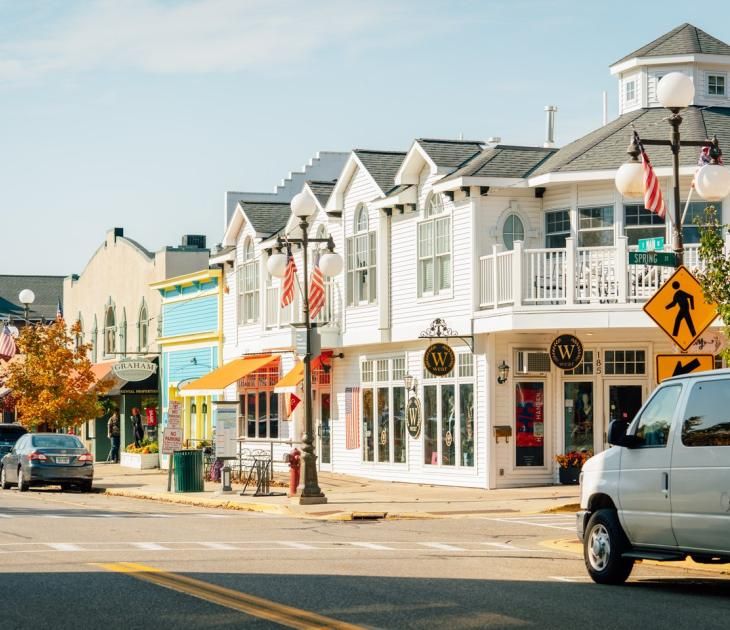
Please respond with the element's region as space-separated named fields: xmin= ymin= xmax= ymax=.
xmin=131 ymin=407 xmax=144 ymax=447
xmin=108 ymin=410 xmax=121 ymax=463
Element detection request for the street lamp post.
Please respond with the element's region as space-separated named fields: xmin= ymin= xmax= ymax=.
xmin=267 ymin=191 xmax=343 ymax=504
xmin=18 ymin=289 xmax=35 ymax=325
xmin=615 ymin=72 xmax=730 ymax=268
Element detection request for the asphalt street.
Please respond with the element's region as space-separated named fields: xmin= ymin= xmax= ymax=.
xmin=0 ymin=488 xmax=729 ymax=629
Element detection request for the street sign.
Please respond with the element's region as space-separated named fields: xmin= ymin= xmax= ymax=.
xmin=656 ymin=354 xmax=714 ymax=383
xmin=643 ymin=266 xmax=718 ymax=351
xmin=628 ymin=251 xmax=677 ymax=267
xmin=638 ymin=237 xmax=665 ymax=252
xmin=162 ymin=400 xmax=183 ymax=454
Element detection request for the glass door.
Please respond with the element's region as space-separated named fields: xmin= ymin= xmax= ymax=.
xmin=603 ymin=382 xmax=645 ymax=450
xmin=317 ymin=391 xmax=332 ymax=471
xmin=563 ymin=381 xmax=594 ymax=453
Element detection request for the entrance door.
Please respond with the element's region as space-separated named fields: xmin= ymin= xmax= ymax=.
xmin=317 ymin=391 xmax=332 ymax=471
xmin=603 ymin=383 xmax=644 ymax=450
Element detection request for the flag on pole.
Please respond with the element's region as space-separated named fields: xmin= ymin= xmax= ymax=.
xmin=698 ymin=144 xmax=723 ymax=166
xmin=308 ymin=251 xmax=326 ymax=320
xmin=345 ymin=386 xmax=361 ymax=449
xmin=281 ymin=248 xmax=297 ymax=308
xmin=56 ymin=298 xmax=64 ymax=321
xmin=0 ymin=324 xmax=17 ymax=361
xmin=640 ymin=146 xmax=666 ymax=219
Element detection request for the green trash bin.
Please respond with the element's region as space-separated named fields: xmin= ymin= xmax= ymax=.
xmin=173 ymin=449 xmax=204 ymax=493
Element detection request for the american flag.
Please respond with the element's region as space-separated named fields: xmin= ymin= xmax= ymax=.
xmin=345 ymin=386 xmax=361 ymax=449
xmin=280 ymin=248 xmax=297 ymax=308
xmin=698 ymin=144 xmax=723 ymax=166
xmin=641 ymin=147 xmax=666 ymax=219
xmin=0 ymin=324 xmax=17 ymax=361
xmin=56 ymin=298 xmax=63 ymax=320
xmin=308 ymin=251 xmax=325 ymax=320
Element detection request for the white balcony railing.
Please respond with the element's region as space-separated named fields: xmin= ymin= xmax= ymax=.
xmin=264 ymin=280 xmax=341 ymax=329
xmin=479 ymin=237 xmax=715 ymax=310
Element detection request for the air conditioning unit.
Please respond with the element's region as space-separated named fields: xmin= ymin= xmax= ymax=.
xmin=515 ymin=349 xmax=551 ymax=374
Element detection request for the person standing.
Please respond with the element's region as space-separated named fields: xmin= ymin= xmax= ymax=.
xmin=131 ymin=407 xmax=144 ymax=447
xmin=108 ymin=410 xmax=121 ymax=463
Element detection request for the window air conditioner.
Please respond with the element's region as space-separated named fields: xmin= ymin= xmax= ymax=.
xmin=515 ymin=350 xmax=551 ymax=374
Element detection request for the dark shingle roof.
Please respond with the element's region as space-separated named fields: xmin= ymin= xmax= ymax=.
xmin=442 ymin=145 xmax=557 ymax=181
xmin=306 ymin=180 xmax=337 ymax=208
xmin=614 ymin=23 xmax=730 ymax=66
xmin=531 ymin=106 xmax=730 ymax=176
xmin=353 ymin=150 xmax=406 ymax=194
xmin=416 ymin=139 xmax=485 ymax=168
xmin=237 ymin=202 xmax=293 ymax=237
xmin=0 ymin=275 xmax=64 ymax=322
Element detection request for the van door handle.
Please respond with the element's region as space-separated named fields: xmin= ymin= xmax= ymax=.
xmin=661 ymin=472 xmax=669 ymax=497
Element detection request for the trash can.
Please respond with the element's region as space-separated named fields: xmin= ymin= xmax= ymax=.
xmin=173 ymin=449 xmax=204 ymax=493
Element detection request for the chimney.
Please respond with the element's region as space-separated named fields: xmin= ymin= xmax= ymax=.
xmin=181 ymin=234 xmax=207 ymax=249
xmin=486 ymin=136 xmax=502 ymax=146
xmin=602 ymin=91 xmax=608 ymax=126
xmin=544 ymin=105 xmax=557 ymax=148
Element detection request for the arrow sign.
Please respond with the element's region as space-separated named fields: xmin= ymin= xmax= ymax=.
xmin=655 ymin=353 xmax=714 ymax=383
xmin=672 ymin=357 xmax=701 ymax=376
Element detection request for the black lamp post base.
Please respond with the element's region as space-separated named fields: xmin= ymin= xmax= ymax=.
xmin=296 ymin=494 xmax=328 ymax=505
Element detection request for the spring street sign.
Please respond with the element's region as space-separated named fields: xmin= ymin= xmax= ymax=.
xmin=628 ymin=251 xmax=677 ymax=267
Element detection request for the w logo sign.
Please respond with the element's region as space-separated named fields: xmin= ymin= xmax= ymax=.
xmin=423 ymin=343 xmax=456 ymax=376
xmin=549 ymin=334 xmax=584 ymax=370
xmin=406 ymin=398 xmax=422 ymax=439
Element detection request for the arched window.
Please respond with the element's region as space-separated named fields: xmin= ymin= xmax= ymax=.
xmin=75 ymin=314 xmax=84 ymax=351
xmin=418 ymin=193 xmax=451 ymax=296
xmin=104 ymin=304 xmax=116 ymax=356
xmin=120 ymin=308 xmax=127 ymax=356
xmin=346 ymin=204 xmax=376 ymax=306
xmin=92 ymin=315 xmax=98 ymax=363
xmin=137 ymin=301 xmax=149 ymax=352
xmin=238 ymin=237 xmax=259 ymax=324
xmin=502 ymin=214 xmax=525 ymax=250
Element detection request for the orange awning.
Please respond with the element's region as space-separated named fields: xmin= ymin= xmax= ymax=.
xmin=274 ymin=351 xmax=334 ymax=392
xmin=89 ymin=361 xmax=125 ymax=395
xmin=180 ymin=355 xmax=277 ymax=396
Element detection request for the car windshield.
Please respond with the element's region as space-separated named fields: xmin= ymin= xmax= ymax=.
xmin=0 ymin=429 xmax=27 ymax=445
xmin=31 ymin=435 xmax=83 ymax=449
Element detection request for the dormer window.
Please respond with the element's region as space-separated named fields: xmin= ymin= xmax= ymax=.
xmin=625 ymin=79 xmax=637 ymax=103
xmin=708 ymin=74 xmax=725 ymax=96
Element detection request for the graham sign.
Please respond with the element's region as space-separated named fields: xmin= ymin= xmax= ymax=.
xmin=112 ymin=359 xmax=158 ymax=382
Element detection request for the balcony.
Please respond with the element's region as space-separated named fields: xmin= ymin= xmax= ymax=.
xmin=478 ymin=237 xmax=710 ymax=311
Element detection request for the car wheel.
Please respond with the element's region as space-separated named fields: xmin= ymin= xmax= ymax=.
xmin=584 ymin=509 xmax=634 ymax=585
xmin=17 ymin=466 xmax=29 ymax=492
xmin=60 ymin=483 xmax=72 ymax=492
xmin=79 ymin=480 xmax=93 ymax=493
xmin=0 ymin=466 xmax=10 ymax=490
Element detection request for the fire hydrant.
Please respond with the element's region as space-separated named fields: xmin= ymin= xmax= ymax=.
xmin=287 ymin=447 xmax=301 ymax=497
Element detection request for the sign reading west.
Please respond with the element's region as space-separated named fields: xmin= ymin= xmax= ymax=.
xmin=655 ymin=354 xmax=714 ymax=383
xmin=643 ymin=266 xmax=718 ymax=351
xmin=423 ymin=342 xmax=456 ymax=376
xmin=549 ymin=334 xmax=584 ymax=370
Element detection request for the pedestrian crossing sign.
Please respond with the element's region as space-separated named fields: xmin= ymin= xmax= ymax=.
xmin=655 ymin=353 xmax=715 ymax=383
xmin=643 ymin=266 xmax=718 ymax=351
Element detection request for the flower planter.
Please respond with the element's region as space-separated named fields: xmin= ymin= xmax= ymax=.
xmin=120 ymin=452 xmax=159 ymax=470
xmin=558 ymin=464 xmax=581 ymax=485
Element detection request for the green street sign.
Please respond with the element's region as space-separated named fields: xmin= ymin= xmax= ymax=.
xmin=638 ymin=237 xmax=665 ymax=252
xmin=628 ymin=251 xmax=677 ymax=267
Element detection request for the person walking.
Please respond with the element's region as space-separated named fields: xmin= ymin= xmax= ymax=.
xmin=107 ymin=410 xmax=121 ymax=463
xmin=131 ymin=407 xmax=145 ymax=447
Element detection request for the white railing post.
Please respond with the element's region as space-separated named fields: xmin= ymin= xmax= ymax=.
xmin=724 ymin=232 xmax=730 ymax=257
xmin=512 ymin=241 xmax=523 ymax=308
xmin=565 ymin=237 xmax=576 ymax=306
xmin=492 ymin=244 xmax=500 ymax=309
xmin=616 ymin=236 xmax=628 ymax=304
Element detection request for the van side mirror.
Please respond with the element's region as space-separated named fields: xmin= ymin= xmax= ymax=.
xmin=607 ymin=420 xmax=641 ymax=448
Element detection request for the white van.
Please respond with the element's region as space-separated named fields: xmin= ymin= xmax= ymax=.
xmin=577 ymin=368 xmax=730 ymax=584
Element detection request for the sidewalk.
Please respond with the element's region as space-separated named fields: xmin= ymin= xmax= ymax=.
xmin=94 ymin=464 xmax=580 ymax=521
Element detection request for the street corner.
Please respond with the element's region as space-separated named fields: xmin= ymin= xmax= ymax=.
xmin=540 ymin=537 xmax=582 ymax=556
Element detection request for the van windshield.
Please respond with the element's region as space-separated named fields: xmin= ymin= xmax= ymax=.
xmin=0 ymin=428 xmax=27 ymax=445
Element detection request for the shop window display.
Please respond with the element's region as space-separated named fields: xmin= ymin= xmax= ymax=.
xmin=564 ymin=382 xmax=593 ymax=452
xmin=515 ymin=382 xmax=545 ymax=467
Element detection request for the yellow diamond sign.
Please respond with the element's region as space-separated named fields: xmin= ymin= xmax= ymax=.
xmin=643 ymin=266 xmax=718 ymax=351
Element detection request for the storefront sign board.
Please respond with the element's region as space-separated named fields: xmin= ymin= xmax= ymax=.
xmin=549 ymin=334 xmax=583 ymax=370
xmin=643 ymin=266 xmax=718 ymax=351
xmin=655 ymin=354 xmax=714 ymax=383
xmin=112 ymin=358 xmax=158 ymax=382
xmin=214 ymin=402 xmax=239 ymax=458
xmin=423 ymin=342 xmax=455 ymax=376
xmin=406 ymin=397 xmax=422 ymax=439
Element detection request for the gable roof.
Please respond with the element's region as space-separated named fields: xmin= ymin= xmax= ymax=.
xmin=441 ymin=145 xmax=557 ymax=181
xmin=614 ymin=23 xmax=730 ymax=66
xmin=237 ymin=202 xmax=292 ymax=238
xmin=416 ymin=138 xmax=485 ymax=168
xmin=0 ymin=275 xmax=65 ymax=322
xmin=353 ymin=150 xmax=406 ymax=194
xmin=305 ymin=180 xmax=337 ymax=209
xmin=531 ymin=106 xmax=730 ymax=177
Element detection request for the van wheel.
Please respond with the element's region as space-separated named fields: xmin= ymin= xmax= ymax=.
xmin=584 ymin=509 xmax=634 ymax=584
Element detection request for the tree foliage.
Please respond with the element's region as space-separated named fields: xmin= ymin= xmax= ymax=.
xmin=696 ymin=205 xmax=730 ymax=361
xmin=0 ymin=320 xmax=109 ymax=430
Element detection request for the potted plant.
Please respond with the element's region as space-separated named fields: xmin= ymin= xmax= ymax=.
xmin=555 ymin=449 xmax=593 ymax=484
xmin=120 ymin=439 xmax=160 ymax=469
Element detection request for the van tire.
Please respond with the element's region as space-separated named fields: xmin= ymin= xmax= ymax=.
xmin=584 ymin=509 xmax=634 ymax=584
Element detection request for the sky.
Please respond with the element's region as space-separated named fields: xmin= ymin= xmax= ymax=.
xmin=2 ymin=0 xmax=729 ymax=276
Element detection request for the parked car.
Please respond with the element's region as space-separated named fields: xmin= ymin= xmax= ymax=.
xmin=0 ymin=433 xmax=93 ymax=492
xmin=577 ymin=368 xmax=730 ymax=584
xmin=0 ymin=424 xmax=27 ymax=459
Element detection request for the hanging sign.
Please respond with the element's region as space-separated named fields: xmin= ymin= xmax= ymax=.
xmin=112 ymin=358 xmax=157 ymax=382
xmin=406 ymin=397 xmax=422 ymax=439
xmin=423 ymin=342 xmax=455 ymax=376
xmin=549 ymin=334 xmax=584 ymax=370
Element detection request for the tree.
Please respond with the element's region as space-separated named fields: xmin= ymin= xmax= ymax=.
xmin=696 ymin=205 xmax=730 ymax=361
xmin=0 ymin=320 xmax=109 ymax=431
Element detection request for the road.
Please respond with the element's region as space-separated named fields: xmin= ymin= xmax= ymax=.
xmin=0 ymin=488 xmax=729 ymax=629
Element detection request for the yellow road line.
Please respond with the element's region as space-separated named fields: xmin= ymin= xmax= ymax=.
xmin=93 ymin=562 xmax=363 ymax=630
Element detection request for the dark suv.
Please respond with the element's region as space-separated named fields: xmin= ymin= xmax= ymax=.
xmin=0 ymin=424 xmax=28 ymax=459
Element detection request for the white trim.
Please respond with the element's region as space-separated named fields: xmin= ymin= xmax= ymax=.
xmin=609 ymin=53 xmax=730 ymax=75
xmin=528 ymin=165 xmax=699 ymax=187
xmin=370 ymin=186 xmax=418 ymax=209
xmin=432 ymin=176 xmax=526 ymax=192
xmin=394 ymin=141 xmax=439 ymax=185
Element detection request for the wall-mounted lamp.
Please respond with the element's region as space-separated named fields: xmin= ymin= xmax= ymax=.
xmin=190 ymin=402 xmax=197 ymax=414
xmin=403 ymin=374 xmax=418 ymax=396
xmin=497 ymin=361 xmax=510 ymax=384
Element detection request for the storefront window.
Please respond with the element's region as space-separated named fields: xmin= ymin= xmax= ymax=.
xmin=441 ymin=384 xmax=456 ymax=465
xmin=460 ymin=383 xmax=474 ymax=466
xmin=515 ymin=381 xmax=545 ymax=467
xmin=424 ymin=385 xmax=438 ymax=465
xmin=564 ymin=382 xmax=593 ymax=452
xmin=393 ymin=387 xmax=406 ymax=463
xmin=362 ymin=388 xmax=374 ymax=462
xmin=377 ymin=387 xmax=389 ymax=463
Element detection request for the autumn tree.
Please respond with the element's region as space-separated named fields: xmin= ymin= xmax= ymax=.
xmin=0 ymin=320 xmax=109 ymax=431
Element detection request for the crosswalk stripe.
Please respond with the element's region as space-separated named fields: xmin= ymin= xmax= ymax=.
xmin=200 ymin=542 xmax=238 ymax=550
xmin=420 ymin=542 xmax=466 ymax=551
xmin=47 ymin=543 xmax=83 ymax=552
xmin=134 ymin=543 xmax=169 ymax=551
xmin=279 ymin=542 xmax=317 ymax=550
xmin=481 ymin=542 xmax=519 ymax=550
xmin=349 ymin=542 xmax=394 ymax=551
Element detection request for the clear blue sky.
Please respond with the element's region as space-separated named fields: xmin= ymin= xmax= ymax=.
xmin=1 ymin=0 xmax=726 ymax=275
